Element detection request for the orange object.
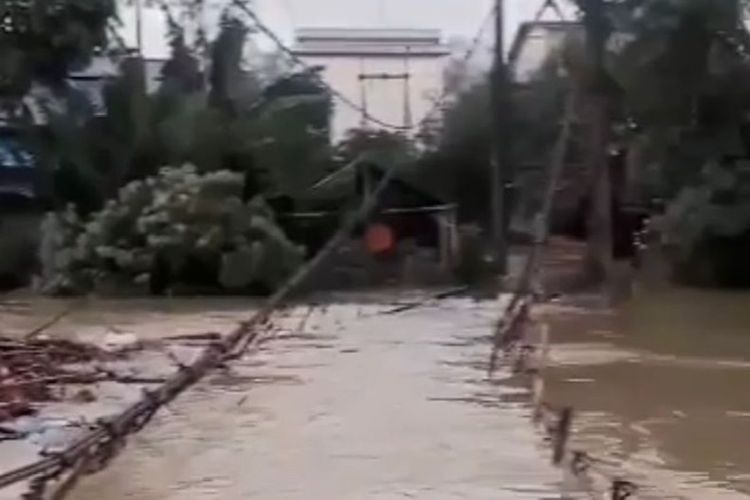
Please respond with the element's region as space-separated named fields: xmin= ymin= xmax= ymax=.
xmin=365 ymin=223 xmax=395 ymax=255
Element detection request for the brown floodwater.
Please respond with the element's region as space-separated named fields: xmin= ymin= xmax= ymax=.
xmin=10 ymin=295 xmax=561 ymax=500
xmin=538 ymin=285 xmax=750 ymax=499
xmin=1 ymin=285 xmax=749 ymax=499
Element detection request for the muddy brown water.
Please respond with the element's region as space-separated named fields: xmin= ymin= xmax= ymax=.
xmin=538 ymin=286 xmax=750 ymax=499
xmin=1 ymin=295 xmax=562 ymax=499
xmin=0 ymin=286 xmax=748 ymax=499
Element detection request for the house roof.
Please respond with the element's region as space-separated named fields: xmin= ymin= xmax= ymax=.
xmin=508 ymin=20 xmax=582 ymax=79
xmin=293 ymin=27 xmax=450 ymax=57
xmin=296 ymin=28 xmax=443 ymax=44
xmin=306 ymin=151 xmax=447 ymax=204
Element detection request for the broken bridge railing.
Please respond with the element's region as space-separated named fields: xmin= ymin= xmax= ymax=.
xmin=487 ymin=95 xmax=647 ymax=500
xmin=489 ymin=293 xmax=645 ymax=500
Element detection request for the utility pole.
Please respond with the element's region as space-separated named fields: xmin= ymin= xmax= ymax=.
xmin=582 ymin=0 xmax=614 ymax=285
xmin=134 ymin=0 xmax=144 ymax=54
xmin=402 ymin=48 xmax=413 ymax=130
xmin=491 ymin=0 xmax=510 ymax=274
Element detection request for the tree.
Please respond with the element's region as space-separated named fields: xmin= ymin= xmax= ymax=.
xmin=112 ymin=13 xmax=332 ymax=201
xmin=0 ymin=0 xmax=116 ymax=98
xmin=209 ymin=15 xmax=259 ymax=114
xmin=415 ymin=52 xmax=573 ymax=227
xmin=605 ymin=0 xmax=749 ymax=194
xmin=419 ymin=81 xmax=493 ymax=224
xmin=334 ymin=128 xmax=415 ymax=167
xmin=37 ymin=165 xmax=304 ymax=295
xmin=0 ymin=0 xmax=118 ymax=210
xmin=601 ymin=0 xmax=750 ymax=286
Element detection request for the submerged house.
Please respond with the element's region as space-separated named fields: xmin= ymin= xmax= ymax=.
xmin=281 ymin=155 xmax=459 ymax=287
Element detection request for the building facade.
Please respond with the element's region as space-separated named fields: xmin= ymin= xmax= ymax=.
xmin=292 ymin=28 xmax=450 ymax=141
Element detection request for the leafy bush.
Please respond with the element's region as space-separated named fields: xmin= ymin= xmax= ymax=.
xmin=37 ymin=165 xmax=304 ymax=295
xmin=661 ymin=161 xmax=750 ymax=286
xmin=663 ymin=162 xmax=750 ymax=253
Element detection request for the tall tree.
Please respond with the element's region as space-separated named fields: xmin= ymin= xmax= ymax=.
xmin=0 ymin=0 xmax=116 ymax=97
xmin=601 ymin=0 xmax=750 ymax=286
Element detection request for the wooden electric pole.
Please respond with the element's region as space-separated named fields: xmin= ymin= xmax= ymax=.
xmin=134 ymin=0 xmax=144 ymax=54
xmin=491 ymin=0 xmax=511 ymax=274
xmin=582 ymin=0 xmax=614 ymax=284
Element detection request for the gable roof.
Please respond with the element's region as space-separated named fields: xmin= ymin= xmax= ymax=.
xmin=306 ymin=151 xmax=446 ymax=204
xmin=508 ymin=20 xmax=583 ymax=82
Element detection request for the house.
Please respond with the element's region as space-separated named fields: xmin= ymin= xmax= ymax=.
xmin=281 ymin=155 xmax=459 ymax=286
xmin=292 ymin=28 xmax=450 ymax=140
xmin=354 ymin=161 xmax=459 ymax=269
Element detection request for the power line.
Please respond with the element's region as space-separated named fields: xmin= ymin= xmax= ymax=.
xmin=465 ymin=4 xmax=498 ymax=64
xmin=231 ymin=0 xmax=411 ymax=130
xmin=232 ymin=0 xmax=496 ymax=134
xmin=418 ymin=4 xmax=497 ymax=124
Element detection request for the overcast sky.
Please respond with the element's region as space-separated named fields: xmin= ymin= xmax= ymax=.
xmin=120 ymin=0 xmax=577 ymax=60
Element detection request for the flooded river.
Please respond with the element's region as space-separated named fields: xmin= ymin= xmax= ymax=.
xmin=61 ymin=296 xmax=560 ymax=500
xmin=540 ymin=286 xmax=750 ymax=498
xmin=1 ymin=285 xmax=749 ymax=499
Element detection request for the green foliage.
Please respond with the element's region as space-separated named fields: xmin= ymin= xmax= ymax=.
xmin=663 ymin=161 xmax=750 ymax=253
xmin=236 ymin=68 xmax=332 ymax=197
xmin=0 ymin=0 xmax=116 ymax=96
xmin=512 ymin=60 xmax=571 ymax=167
xmin=597 ymin=0 xmax=750 ymax=286
xmin=31 ymin=56 xmax=154 ymax=210
xmin=146 ymin=24 xmax=333 ymax=197
xmin=416 ymin=81 xmax=492 ymax=223
xmin=334 ymin=128 xmax=415 ymax=167
xmin=660 ymin=160 xmax=750 ymax=286
xmin=36 ymin=165 xmax=304 ymax=295
xmin=625 ymin=3 xmax=743 ymax=115
xmin=28 ymin=13 xmax=334 ymax=213
xmin=2 ymin=2 xmax=337 ymax=293
xmin=209 ymin=15 xmax=257 ymax=114
xmin=604 ymin=0 xmax=750 ymax=191
xmin=416 ymin=55 xmax=570 ymax=225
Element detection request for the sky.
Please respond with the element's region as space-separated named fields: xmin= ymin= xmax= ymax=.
xmin=120 ymin=0 xmax=577 ymax=60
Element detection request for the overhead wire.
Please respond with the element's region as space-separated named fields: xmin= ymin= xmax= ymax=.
xmin=230 ymin=0 xmax=410 ymax=130
xmin=421 ymin=3 xmax=497 ymax=122
xmin=231 ymin=0 xmax=497 ymax=132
